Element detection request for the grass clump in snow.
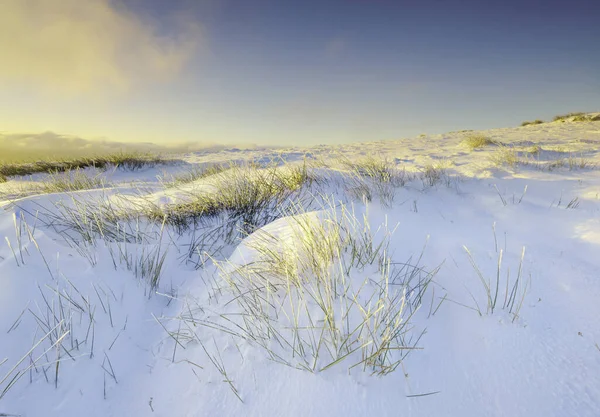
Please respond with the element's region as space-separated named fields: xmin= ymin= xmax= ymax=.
xmin=107 ymin=221 xmax=170 ymax=291
xmin=489 ymin=146 xmax=519 ymax=168
xmin=567 ymin=155 xmax=596 ymax=170
xmin=339 ymin=155 xmax=400 ymax=184
xmin=420 ymin=163 xmax=452 ymax=188
xmin=339 ymin=155 xmax=410 ymax=206
xmin=463 ymin=241 xmax=529 ymax=321
xmin=152 ymin=162 xmax=315 ymax=234
xmin=553 ymin=112 xmax=586 ymax=121
xmin=525 ymin=145 xmax=542 ymax=155
xmin=490 ymin=146 xmax=595 ymax=172
xmin=38 ymin=169 xmax=110 ymax=194
xmin=171 ymin=201 xmax=438 ymax=376
xmin=552 ymin=112 xmax=599 ymax=122
xmin=0 ymin=151 xmax=177 ymax=179
xmin=522 ymin=149 xmax=596 ymax=172
xmin=167 ymin=163 xmax=232 ymax=186
xmin=24 ymin=161 xmax=316 ymax=279
xmin=545 ymin=154 xmax=595 ymax=171
xmin=588 ymin=114 xmax=600 ymax=121
xmin=521 ymin=119 xmax=544 ymax=126
xmin=25 ymin=196 xmax=172 ymax=290
xmin=461 ymin=134 xmax=496 ymax=151
xmin=0 ymin=169 xmax=110 ymax=201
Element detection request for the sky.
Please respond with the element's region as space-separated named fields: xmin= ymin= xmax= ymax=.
xmin=0 ymin=0 xmax=599 ymax=147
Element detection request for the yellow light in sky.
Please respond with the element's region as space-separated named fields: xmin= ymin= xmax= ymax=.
xmin=0 ymin=0 xmax=200 ymax=96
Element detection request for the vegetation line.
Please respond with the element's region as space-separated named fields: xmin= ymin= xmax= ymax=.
xmin=0 ymin=152 xmax=178 ymax=180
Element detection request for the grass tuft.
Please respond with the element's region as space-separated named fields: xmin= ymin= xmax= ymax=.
xmin=339 ymin=155 xmax=410 ymax=206
xmin=461 ymin=134 xmax=496 ymax=151
xmin=463 ymin=244 xmax=529 ymax=321
xmin=520 ymin=120 xmax=544 ymax=126
xmin=170 ymin=200 xmax=438 ymax=375
xmin=489 ymin=146 xmax=519 ymax=168
xmin=339 ymin=155 xmax=398 ymax=183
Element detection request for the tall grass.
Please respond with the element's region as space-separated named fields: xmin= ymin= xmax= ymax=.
xmin=165 ymin=200 xmax=438 ymax=376
xmin=339 ymin=155 xmax=401 ymax=184
xmin=150 ymin=162 xmax=315 ymax=234
xmin=20 ymin=161 xmax=317 ymax=277
xmin=0 ymin=152 xmax=177 ymax=179
xmin=0 ymin=169 xmax=110 ymax=202
xmin=166 ymin=163 xmax=232 ymax=187
xmin=489 ymin=146 xmax=519 ymax=168
xmin=338 ymin=155 xmax=410 ymax=206
xmin=105 ymin=219 xmax=170 ymax=291
xmin=39 ymin=169 xmax=110 ymax=194
xmin=0 ymin=216 xmax=119 ymax=399
xmin=20 ymin=196 xmax=172 ymax=291
xmin=463 ymin=244 xmax=529 ymax=321
xmin=421 ymin=163 xmax=453 ymax=188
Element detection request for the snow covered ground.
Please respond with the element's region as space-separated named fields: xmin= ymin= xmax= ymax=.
xmin=1 ymin=118 xmax=600 ymax=416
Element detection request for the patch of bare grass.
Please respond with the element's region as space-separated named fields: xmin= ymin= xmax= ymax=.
xmin=520 ymin=120 xmax=544 ymax=126
xmin=0 ymin=152 xmax=178 ymax=179
xmin=461 ymin=134 xmax=496 ymax=151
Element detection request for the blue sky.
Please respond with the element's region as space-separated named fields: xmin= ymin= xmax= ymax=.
xmin=1 ymin=0 xmax=598 ymax=146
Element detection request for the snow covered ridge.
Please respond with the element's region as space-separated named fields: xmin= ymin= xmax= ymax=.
xmin=1 ymin=120 xmax=600 ymax=416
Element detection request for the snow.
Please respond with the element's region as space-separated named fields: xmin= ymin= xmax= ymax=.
xmin=1 ymin=120 xmax=600 ymax=416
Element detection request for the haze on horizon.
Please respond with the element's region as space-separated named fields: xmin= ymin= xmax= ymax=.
xmin=1 ymin=0 xmax=598 ymax=148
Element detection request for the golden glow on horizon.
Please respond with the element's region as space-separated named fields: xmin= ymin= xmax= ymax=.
xmin=0 ymin=0 xmax=200 ymax=96
xmin=0 ymin=0 xmax=207 ymax=144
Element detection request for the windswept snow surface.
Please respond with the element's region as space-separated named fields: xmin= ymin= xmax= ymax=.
xmin=1 ymin=120 xmax=600 ymax=416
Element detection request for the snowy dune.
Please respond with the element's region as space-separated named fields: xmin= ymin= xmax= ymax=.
xmin=1 ymin=118 xmax=600 ymax=416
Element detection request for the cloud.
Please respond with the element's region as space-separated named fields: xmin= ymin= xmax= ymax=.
xmin=0 ymin=0 xmax=201 ymax=95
